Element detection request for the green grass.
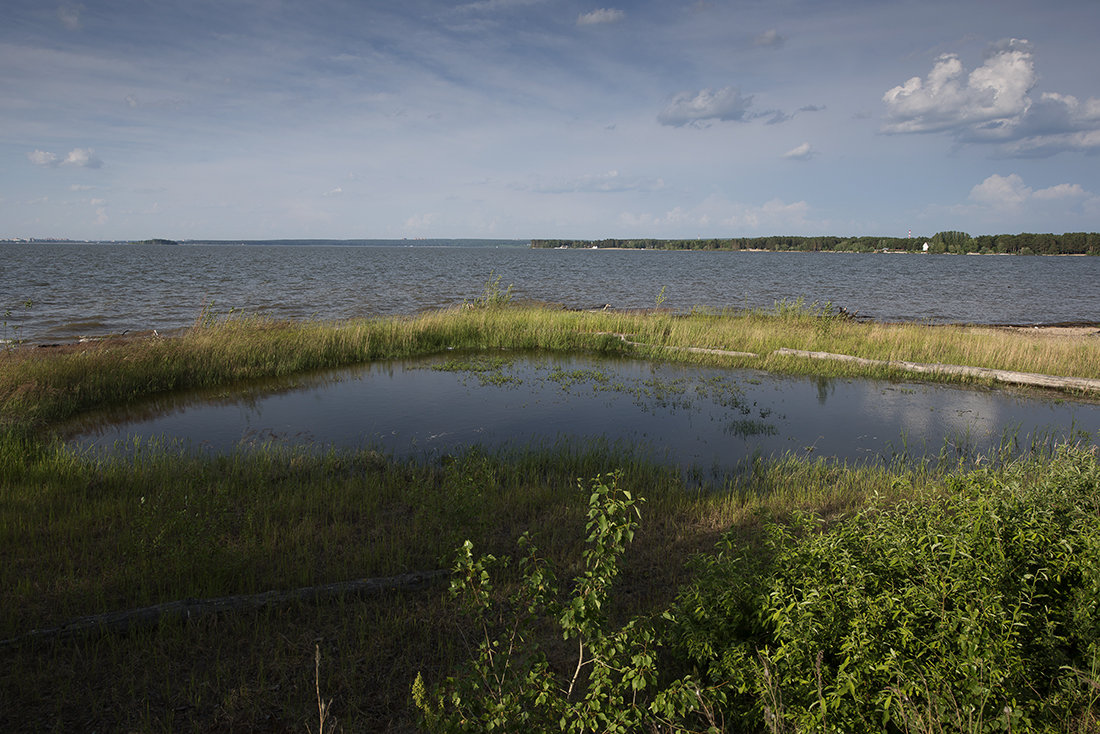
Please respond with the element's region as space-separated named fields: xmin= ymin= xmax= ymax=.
xmin=3 ymin=302 xmax=1097 ymax=431
xmin=1 ymin=435 xmax=934 ymax=732
xmin=1 ymin=302 xmax=1098 ymax=731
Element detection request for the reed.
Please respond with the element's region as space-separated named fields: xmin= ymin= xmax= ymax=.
xmin=2 ymin=303 xmax=1097 ymax=431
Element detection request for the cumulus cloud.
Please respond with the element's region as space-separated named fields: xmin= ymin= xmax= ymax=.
xmin=882 ymin=39 xmax=1035 ymax=135
xmin=64 ymin=148 xmax=103 ymax=168
xmin=658 ymin=87 xmax=754 ymax=127
xmin=27 ymin=150 xmax=60 ymax=167
xmin=27 ymin=147 xmax=103 ymax=168
xmin=782 ymin=142 xmax=815 ymax=160
xmin=968 ymin=173 xmax=1090 ymax=209
xmin=882 ymin=39 xmax=1100 ymax=157
xmin=577 ymin=8 xmax=624 ymax=26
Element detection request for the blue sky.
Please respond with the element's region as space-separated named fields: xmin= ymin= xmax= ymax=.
xmin=3 ymin=0 xmax=1099 ymax=240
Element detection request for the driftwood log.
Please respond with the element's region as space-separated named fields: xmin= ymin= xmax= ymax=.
xmin=601 ymin=332 xmax=1100 ymax=395
xmin=773 ymin=348 xmax=1100 ymax=394
xmin=2 ymin=569 xmax=447 ymax=647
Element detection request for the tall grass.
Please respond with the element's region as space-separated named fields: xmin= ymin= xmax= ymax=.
xmin=0 ymin=427 xmax=948 ymax=731
xmin=3 ymin=302 xmax=1097 ymax=432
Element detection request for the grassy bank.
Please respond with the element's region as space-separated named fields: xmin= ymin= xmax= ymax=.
xmin=3 ymin=302 xmax=1098 ymax=430
xmin=2 ymin=303 xmax=1098 ymax=731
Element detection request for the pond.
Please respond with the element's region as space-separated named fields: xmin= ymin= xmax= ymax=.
xmin=65 ymin=352 xmax=1100 ymax=475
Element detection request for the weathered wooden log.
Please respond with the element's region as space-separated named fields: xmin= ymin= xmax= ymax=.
xmin=2 ymin=569 xmax=447 ymax=647
xmin=773 ymin=348 xmax=1100 ymax=394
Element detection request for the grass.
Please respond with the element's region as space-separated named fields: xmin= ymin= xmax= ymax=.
xmin=1 ymin=301 xmax=1098 ymax=731
xmin=3 ymin=301 xmax=1097 ymax=431
xmin=0 ymin=437 xmax=937 ymax=731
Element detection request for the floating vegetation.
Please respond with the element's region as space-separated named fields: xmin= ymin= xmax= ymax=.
xmin=429 ymin=354 xmax=519 ymax=387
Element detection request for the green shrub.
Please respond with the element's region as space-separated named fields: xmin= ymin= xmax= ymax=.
xmin=671 ymin=446 xmax=1100 ymax=733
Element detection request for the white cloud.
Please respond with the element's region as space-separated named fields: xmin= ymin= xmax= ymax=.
xmin=64 ymin=148 xmax=102 ymax=168
xmin=968 ymin=173 xmax=1030 ymax=208
xmin=658 ymin=87 xmax=754 ymax=127
xmin=1031 ymin=182 xmax=1087 ymax=201
xmin=577 ymin=8 xmax=625 ymax=26
xmin=27 ymin=150 xmax=60 ymax=166
xmin=968 ymin=173 xmax=1091 ymax=209
xmin=882 ymin=39 xmax=1035 ymax=135
xmin=322 ymin=186 xmax=343 ymax=197
xmin=882 ymin=39 xmax=1100 ymax=157
xmin=70 ymin=184 xmax=95 ymax=191
xmin=28 ymin=147 xmax=102 ymax=168
xmin=782 ymin=142 xmax=814 ymax=160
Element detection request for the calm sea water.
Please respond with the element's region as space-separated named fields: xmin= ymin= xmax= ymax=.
xmin=3 ymin=240 xmax=1099 ymax=344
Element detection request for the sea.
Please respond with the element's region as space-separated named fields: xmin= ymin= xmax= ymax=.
xmin=2 ymin=239 xmax=1099 ymax=344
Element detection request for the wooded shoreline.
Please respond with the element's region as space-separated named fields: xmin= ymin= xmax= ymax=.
xmin=532 ymin=230 xmax=1100 ymax=255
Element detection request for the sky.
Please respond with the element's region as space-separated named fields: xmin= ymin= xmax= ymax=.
xmin=3 ymin=0 xmax=1100 ymax=241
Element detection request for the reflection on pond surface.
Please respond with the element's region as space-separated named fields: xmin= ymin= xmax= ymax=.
xmin=66 ymin=352 xmax=1100 ymax=473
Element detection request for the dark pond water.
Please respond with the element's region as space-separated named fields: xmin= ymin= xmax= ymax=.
xmin=65 ymin=353 xmax=1100 ymax=474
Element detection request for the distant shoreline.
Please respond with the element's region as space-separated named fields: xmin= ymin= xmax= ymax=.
xmin=571 ymin=247 xmax=1094 ymax=256
xmin=4 ymin=237 xmax=1098 ymax=257
xmin=531 ymin=233 xmax=1100 ymax=256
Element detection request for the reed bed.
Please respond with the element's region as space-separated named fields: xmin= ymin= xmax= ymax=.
xmin=3 ymin=302 xmax=1097 ymax=431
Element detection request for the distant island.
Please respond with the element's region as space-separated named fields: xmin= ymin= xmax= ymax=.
xmin=532 ymin=231 xmax=1100 ymax=256
xmin=131 ymin=238 xmax=179 ymax=246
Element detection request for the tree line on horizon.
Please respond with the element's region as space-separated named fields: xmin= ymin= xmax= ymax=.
xmin=531 ymin=231 xmax=1100 ymax=255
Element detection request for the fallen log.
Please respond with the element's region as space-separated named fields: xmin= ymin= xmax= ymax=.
xmin=773 ymin=348 xmax=1100 ymax=394
xmin=2 ymin=569 xmax=447 ymax=647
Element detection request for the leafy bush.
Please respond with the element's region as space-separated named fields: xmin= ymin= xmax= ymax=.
xmin=671 ymin=446 xmax=1100 ymax=733
xmin=414 ymin=472 xmax=731 ymax=732
xmin=414 ymin=448 xmax=1100 ymax=733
